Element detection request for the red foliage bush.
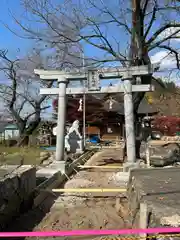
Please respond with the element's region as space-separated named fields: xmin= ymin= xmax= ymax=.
xmin=152 ymin=116 xmax=180 ymax=136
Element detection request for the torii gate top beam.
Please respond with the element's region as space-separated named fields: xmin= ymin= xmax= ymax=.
xmin=34 ymin=64 xmax=158 ymax=81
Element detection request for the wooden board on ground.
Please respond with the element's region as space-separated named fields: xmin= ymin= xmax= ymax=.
xmin=78 ymin=165 xmax=123 ymax=169
xmin=149 ymin=140 xmax=180 ymax=146
xmin=52 ymin=188 xmax=127 ymax=193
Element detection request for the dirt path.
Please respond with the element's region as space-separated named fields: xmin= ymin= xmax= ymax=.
xmin=30 ymin=149 xmax=129 ymax=239
xmin=5 ymin=149 xmax=130 ymax=240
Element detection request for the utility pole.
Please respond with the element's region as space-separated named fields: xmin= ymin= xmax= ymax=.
xmin=82 ymin=52 xmax=86 ymax=149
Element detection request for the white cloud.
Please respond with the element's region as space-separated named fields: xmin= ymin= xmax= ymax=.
xmin=151 ymin=51 xmax=168 ymax=64
xmin=151 ymin=50 xmax=180 ymax=84
xmin=150 ymin=50 xmax=179 ymax=69
xmin=159 ymin=27 xmax=180 ymax=42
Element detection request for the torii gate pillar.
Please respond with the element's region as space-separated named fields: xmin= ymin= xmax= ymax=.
xmin=55 ymin=77 xmax=68 ymax=162
xmin=123 ymin=75 xmax=136 ymax=165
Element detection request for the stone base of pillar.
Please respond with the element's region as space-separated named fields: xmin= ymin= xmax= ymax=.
xmin=123 ymin=161 xmax=140 ymax=172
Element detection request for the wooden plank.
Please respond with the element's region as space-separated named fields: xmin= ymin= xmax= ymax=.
xmin=78 ymin=165 xmax=123 ymax=169
xmin=52 ymin=188 xmax=127 ymax=193
xmin=149 ymin=140 xmax=180 ymax=146
xmin=146 ymin=146 xmax=150 ymax=168
xmin=139 ymin=203 xmax=148 ymax=240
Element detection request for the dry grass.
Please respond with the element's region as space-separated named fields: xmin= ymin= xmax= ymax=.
xmin=0 ymin=146 xmax=43 ymax=165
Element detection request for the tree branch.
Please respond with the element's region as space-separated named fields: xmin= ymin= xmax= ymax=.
xmin=18 ymin=99 xmax=27 ymax=115
xmin=83 ymin=17 xmax=126 ymax=63
xmin=87 ymin=0 xmax=131 ymax=34
xmin=142 ymin=0 xmax=149 ymax=15
xmin=144 ymin=2 xmax=157 ymax=39
xmin=24 ymin=105 xmax=50 ymax=121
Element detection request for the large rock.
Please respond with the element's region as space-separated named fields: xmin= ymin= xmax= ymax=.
xmin=150 ymin=143 xmax=180 ymax=167
xmin=139 ymin=142 xmax=180 ymax=167
xmin=0 ymin=165 xmax=36 ymax=230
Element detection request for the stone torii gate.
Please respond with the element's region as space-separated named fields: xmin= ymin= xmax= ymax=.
xmin=35 ymin=65 xmax=155 ymax=171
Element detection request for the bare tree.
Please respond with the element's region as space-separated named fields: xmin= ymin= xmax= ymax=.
xmin=2 ymin=0 xmax=179 ymax=135
xmin=0 ymin=48 xmax=56 ymax=145
xmin=5 ymin=0 xmax=179 ymax=106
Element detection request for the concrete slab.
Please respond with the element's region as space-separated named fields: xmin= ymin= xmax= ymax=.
xmin=36 ymin=161 xmax=66 ymax=178
xmin=49 ymin=161 xmax=65 ymax=172
xmin=0 ymin=165 xmax=36 ymax=230
xmin=0 ymin=165 xmax=34 ymax=180
xmin=36 ymin=168 xmax=60 ymax=178
xmin=0 ymin=165 xmax=19 ymax=171
xmin=0 ymin=165 xmax=19 ymax=179
xmin=0 ymin=169 xmax=9 ymax=180
xmin=127 ymin=167 xmax=180 ymax=229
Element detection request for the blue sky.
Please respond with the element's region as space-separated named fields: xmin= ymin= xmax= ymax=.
xmin=0 ymin=0 xmax=129 ymax=60
xmin=0 ymin=0 xmax=33 ymax=54
xmin=0 ymin=0 xmax=179 ymax=118
xmin=0 ymin=0 xmax=179 ymax=72
xmin=0 ymin=0 xmax=124 ymax=117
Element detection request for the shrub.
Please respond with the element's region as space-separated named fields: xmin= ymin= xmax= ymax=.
xmin=152 ymin=116 xmax=180 ymax=136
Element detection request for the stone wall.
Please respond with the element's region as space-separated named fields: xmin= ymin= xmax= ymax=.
xmin=0 ymin=165 xmax=36 ymax=230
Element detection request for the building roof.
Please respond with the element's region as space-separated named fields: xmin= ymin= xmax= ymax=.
xmin=0 ymin=122 xmax=17 ymax=133
xmin=4 ymin=124 xmax=18 ymax=130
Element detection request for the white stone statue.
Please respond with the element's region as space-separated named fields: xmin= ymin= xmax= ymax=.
xmin=52 ymin=121 xmax=83 ymax=154
xmin=65 ymin=120 xmax=83 ymax=153
xmin=67 ymin=120 xmax=82 ymax=138
xmin=65 ymin=126 xmax=71 ymax=152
